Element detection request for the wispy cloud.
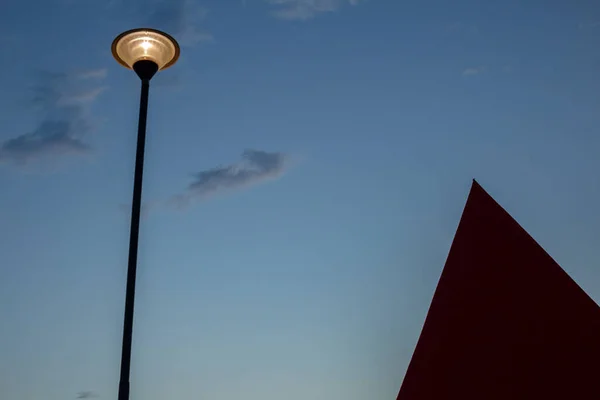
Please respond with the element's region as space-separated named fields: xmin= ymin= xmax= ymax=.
xmin=0 ymin=69 xmax=106 ymax=166
xmin=0 ymin=122 xmax=91 ymax=165
xmin=76 ymin=392 xmax=98 ymax=399
xmin=170 ymin=149 xmax=289 ymax=208
xmin=146 ymin=0 xmax=213 ymax=46
xmin=107 ymin=0 xmax=212 ymax=46
xmin=462 ymin=66 xmax=485 ymax=76
xmin=266 ymin=0 xmax=363 ymax=20
xmin=578 ymin=21 xmax=600 ymax=30
xmin=76 ymin=69 xmax=108 ymax=80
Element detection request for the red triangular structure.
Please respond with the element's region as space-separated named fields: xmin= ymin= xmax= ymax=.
xmin=397 ymin=180 xmax=600 ymax=399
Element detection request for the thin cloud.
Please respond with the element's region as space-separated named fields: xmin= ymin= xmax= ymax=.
xmin=462 ymin=66 xmax=485 ymax=76
xmin=0 ymin=69 xmax=106 ymax=166
xmin=170 ymin=149 xmax=289 ymax=209
xmin=76 ymin=69 xmax=108 ymax=79
xmin=105 ymin=0 xmax=213 ymax=46
xmin=266 ymin=0 xmax=363 ymax=20
xmin=0 ymin=121 xmax=91 ymax=165
xmin=146 ymin=0 xmax=213 ymax=46
xmin=141 ymin=0 xmax=213 ymax=46
xmin=30 ymin=70 xmax=106 ymax=109
xmin=76 ymin=392 xmax=98 ymax=399
xmin=578 ymin=21 xmax=600 ymax=30
xmin=57 ymin=87 xmax=107 ymax=107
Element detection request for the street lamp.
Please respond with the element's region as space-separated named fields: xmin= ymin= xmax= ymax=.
xmin=111 ymin=28 xmax=180 ymax=400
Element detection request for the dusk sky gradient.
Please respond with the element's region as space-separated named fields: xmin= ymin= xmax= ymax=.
xmin=1 ymin=1 xmax=600 ymax=400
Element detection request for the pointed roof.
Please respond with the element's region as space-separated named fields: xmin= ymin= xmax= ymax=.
xmin=397 ymin=180 xmax=600 ymax=399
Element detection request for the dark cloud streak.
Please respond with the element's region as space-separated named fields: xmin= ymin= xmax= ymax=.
xmin=0 ymin=68 xmax=106 ymax=166
xmin=171 ymin=149 xmax=289 ymax=208
xmin=0 ymin=121 xmax=91 ymax=165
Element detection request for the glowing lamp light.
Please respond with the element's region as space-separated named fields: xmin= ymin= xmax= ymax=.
xmin=111 ymin=28 xmax=180 ymax=71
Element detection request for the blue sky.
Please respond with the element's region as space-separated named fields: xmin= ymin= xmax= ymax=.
xmin=1 ymin=0 xmax=600 ymax=399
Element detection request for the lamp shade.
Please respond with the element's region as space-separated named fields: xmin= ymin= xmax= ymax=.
xmin=112 ymin=28 xmax=180 ymax=71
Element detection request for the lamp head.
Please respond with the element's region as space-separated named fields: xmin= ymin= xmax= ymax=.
xmin=111 ymin=28 xmax=180 ymax=80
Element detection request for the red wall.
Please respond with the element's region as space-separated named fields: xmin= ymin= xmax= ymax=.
xmin=397 ymin=181 xmax=600 ymax=399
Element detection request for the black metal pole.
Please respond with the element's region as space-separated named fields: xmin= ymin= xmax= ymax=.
xmin=117 ymin=76 xmax=151 ymax=400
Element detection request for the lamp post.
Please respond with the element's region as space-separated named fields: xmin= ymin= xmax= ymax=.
xmin=111 ymin=28 xmax=180 ymax=400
